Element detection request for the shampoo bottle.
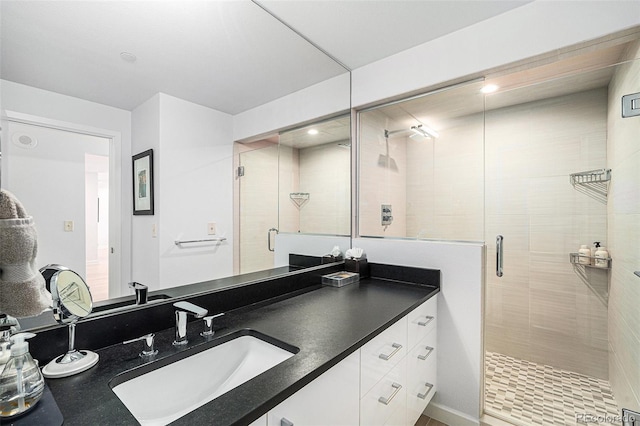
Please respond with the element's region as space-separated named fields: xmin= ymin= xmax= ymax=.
xmin=0 ymin=333 xmax=44 ymax=419
xmin=578 ymin=245 xmax=591 ymax=265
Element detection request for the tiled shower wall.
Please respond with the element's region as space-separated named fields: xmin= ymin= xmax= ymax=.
xmin=359 ymin=85 xmax=611 ymax=379
xmin=485 ymin=88 xmax=609 ymax=379
xmin=607 ymin=42 xmax=640 ymax=411
xmin=298 ymin=142 xmax=350 ymax=235
xmin=359 ymin=109 xmax=408 ymax=237
xmin=278 ymin=143 xmax=351 ymax=236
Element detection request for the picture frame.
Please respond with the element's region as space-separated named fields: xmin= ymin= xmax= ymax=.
xmin=132 ymin=149 xmax=154 ymax=215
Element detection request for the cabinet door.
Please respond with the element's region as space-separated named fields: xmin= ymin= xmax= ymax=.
xmin=361 ymin=317 xmax=408 ymax=397
xmin=360 ymin=353 xmax=407 ymax=426
xmin=268 ymin=350 xmax=360 ymax=426
xmin=407 ymin=296 xmax=437 ymax=351
xmin=406 ymin=328 xmax=437 ymax=425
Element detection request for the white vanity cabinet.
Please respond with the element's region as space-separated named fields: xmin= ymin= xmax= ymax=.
xmin=263 ymin=294 xmax=437 ymax=426
xmin=267 ymin=350 xmax=360 ymax=426
xmin=405 ymin=297 xmax=438 ymax=425
xmin=360 ymin=296 xmax=438 ymax=426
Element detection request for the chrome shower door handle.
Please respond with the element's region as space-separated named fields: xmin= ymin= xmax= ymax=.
xmin=496 ymin=235 xmax=504 ymax=277
xmin=268 ymin=227 xmax=278 ymax=252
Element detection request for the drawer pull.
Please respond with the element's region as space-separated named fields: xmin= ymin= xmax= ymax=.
xmin=418 ymin=316 xmax=434 ymax=326
xmin=418 ymin=346 xmax=434 ymax=361
xmin=379 ymin=342 xmax=402 ymax=360
xmin=281 ymin=418 xmax=294 ymax=426
xmin=378 ymin=382 xmax=402 ymax=405
xmin=417 ymin=382 xmax=434 ymax=400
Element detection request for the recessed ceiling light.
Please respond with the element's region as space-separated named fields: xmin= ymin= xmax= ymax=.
xmin=307 ymin=129 xmax=318 ymax=135
xmin=120 ymin=52 xmax=137 ymax=63
xmin=481 ymin=84 xmax=499 ymax=94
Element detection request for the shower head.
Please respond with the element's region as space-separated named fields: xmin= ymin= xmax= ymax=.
xmin=410 ymin=124 xmax=439 ymax=139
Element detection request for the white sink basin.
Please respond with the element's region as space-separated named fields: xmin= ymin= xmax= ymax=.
xmin=111 ymin=333 xmax=296 ymax=425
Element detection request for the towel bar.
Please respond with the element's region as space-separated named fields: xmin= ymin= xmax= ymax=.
xmin=174 ymin=237 xmax=227 ymax=246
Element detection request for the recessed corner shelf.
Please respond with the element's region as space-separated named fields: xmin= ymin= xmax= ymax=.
xmin=570 ymin=169 xmax=611 ymax=201
xmin=289 ymin=192 xmax=310 ymax=208
xmin=569 ymin=253 xmax=612 ymax=270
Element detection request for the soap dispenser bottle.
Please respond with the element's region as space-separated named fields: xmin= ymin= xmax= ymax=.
xmin=595 ymin=245 xmax=609 ymax=268
xmin=0 ymin=333 xmax=44 ymax=419
xmin=591 ymin=242 xmax=601 ymax=266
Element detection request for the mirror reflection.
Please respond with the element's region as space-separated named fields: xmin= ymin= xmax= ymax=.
xmin=0 ymin=1 xmax=351 ymax=322
xmin=235 ymin=114 xmax=351 ymax=275
xmin=358 ymin=81 xmax=485 ymax=241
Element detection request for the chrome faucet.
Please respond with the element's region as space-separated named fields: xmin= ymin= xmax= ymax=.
xmin=172 ymin=301 xmax=208 ymax=345
xmin=128 ymin=282 xmax=148 ymax=305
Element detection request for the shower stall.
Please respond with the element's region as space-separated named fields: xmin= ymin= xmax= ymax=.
xmin=358 ymin=36 xmax=640 ymax=425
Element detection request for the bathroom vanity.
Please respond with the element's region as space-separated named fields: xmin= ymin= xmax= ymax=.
xmin=26 ymin=263 xmax=440 ymax=425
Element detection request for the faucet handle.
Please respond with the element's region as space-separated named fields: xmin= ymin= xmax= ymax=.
xmin=201 ymin=313 xmax=225 ymax=337
xmin=123 ymin=333 xmax=158 ymax=358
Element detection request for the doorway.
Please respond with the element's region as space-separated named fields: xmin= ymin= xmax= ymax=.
xmin=3 ymin=120 xmax=113 ymax=301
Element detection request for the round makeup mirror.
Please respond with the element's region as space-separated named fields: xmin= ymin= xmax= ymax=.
xmin=39 ymin=265 xmax=98 ymax=378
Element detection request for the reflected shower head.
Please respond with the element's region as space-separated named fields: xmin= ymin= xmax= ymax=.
xmin=384 ymin=124 xmax=439 ymax=140
xmin=410 ymin=124 xmax=439 ymax=139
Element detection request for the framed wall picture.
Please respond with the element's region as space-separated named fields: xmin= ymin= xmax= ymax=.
xmin=132 ymin=149 xmax=154 ymax=215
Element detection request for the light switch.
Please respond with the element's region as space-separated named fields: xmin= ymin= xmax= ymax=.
xmin=152 ymin=223 xmax=157 ymax=238
xmin=208 ymin=222 xmax=216 ymax=235
xmin=64 ymin=221 xmax=74 ymax=232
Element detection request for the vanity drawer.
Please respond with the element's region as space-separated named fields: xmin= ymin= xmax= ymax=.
xmin=360 ymin=316 xmax=407 ymax=397
xmin=360 ymin=354 xmax=407 ymax=426
xmin=406 ymin=329 xmax=437 ymax=425
xmin=407 ymin=296 xmax=437 ymax=350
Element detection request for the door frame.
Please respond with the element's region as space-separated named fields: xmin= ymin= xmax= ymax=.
xmin=4 ymin=110 xmax=122 ymax=299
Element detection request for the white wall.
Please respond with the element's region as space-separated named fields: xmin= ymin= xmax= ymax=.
xmin=156 ymin=94 xmax=234 ymax=288
xmin=354 ymin=237 xmax=484 ymax=425
xmin=131 ymin=94 xmax=161 ymax=289
xmin=0 ymin=80 xmax=131 ymax=293
xmin=131 ymin=93 xmax=234 ymax=290
xmin=233 ymin=73 xmax=350 ymax=141
xmin=352 ymin=1 xmax=640 ymax=108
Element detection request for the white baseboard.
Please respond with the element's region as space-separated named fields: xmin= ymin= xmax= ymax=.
xmin=425 ymin=402 xmax=480 ymax=426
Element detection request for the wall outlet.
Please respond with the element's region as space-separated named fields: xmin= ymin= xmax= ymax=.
xmin=152 ymin=223 xmax=157 ymax=238
xmin=208 ymin=222 xmax=216 ymax=235
xmin=64 ymin=220 xmax=74 ymax=232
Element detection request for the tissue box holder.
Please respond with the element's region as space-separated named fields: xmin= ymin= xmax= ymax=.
xmin=345 ymin=257 xmax=369 ymax=278
xmin=322 ymin=271 xmax=359 ymax=287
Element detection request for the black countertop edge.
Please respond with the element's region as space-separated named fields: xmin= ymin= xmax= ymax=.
xmin=40 ymin=276 xmax=439 ymax=426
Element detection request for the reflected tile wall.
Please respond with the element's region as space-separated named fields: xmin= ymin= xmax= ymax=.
xmin=299 ymin=142 xmax=350 ymax=235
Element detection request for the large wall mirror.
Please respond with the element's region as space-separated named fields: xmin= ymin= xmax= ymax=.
xmin=0 ymin=1 xmax=351 ymax=325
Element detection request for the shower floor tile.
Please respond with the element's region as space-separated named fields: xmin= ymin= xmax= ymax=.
xmin=485 ymin=351 xmax=620 ymax=426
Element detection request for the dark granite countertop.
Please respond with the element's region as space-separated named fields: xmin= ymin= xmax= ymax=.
xmin=35 ymin=274 xmax=439 ymax=425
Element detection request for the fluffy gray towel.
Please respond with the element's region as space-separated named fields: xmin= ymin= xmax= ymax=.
xmin=0 ymin=189 xmax=52 ymax=317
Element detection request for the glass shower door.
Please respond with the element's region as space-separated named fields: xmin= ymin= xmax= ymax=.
xmin=483 ymin=51 xmax=640 ymax=424
xmin=238 ymin=143 xmax=279 ymax=274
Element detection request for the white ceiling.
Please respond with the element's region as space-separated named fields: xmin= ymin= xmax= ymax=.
xmin=0 ymin=0 xmax=533 ymax=115
xmin=257 ymin=0 xmax=533 ymax=70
